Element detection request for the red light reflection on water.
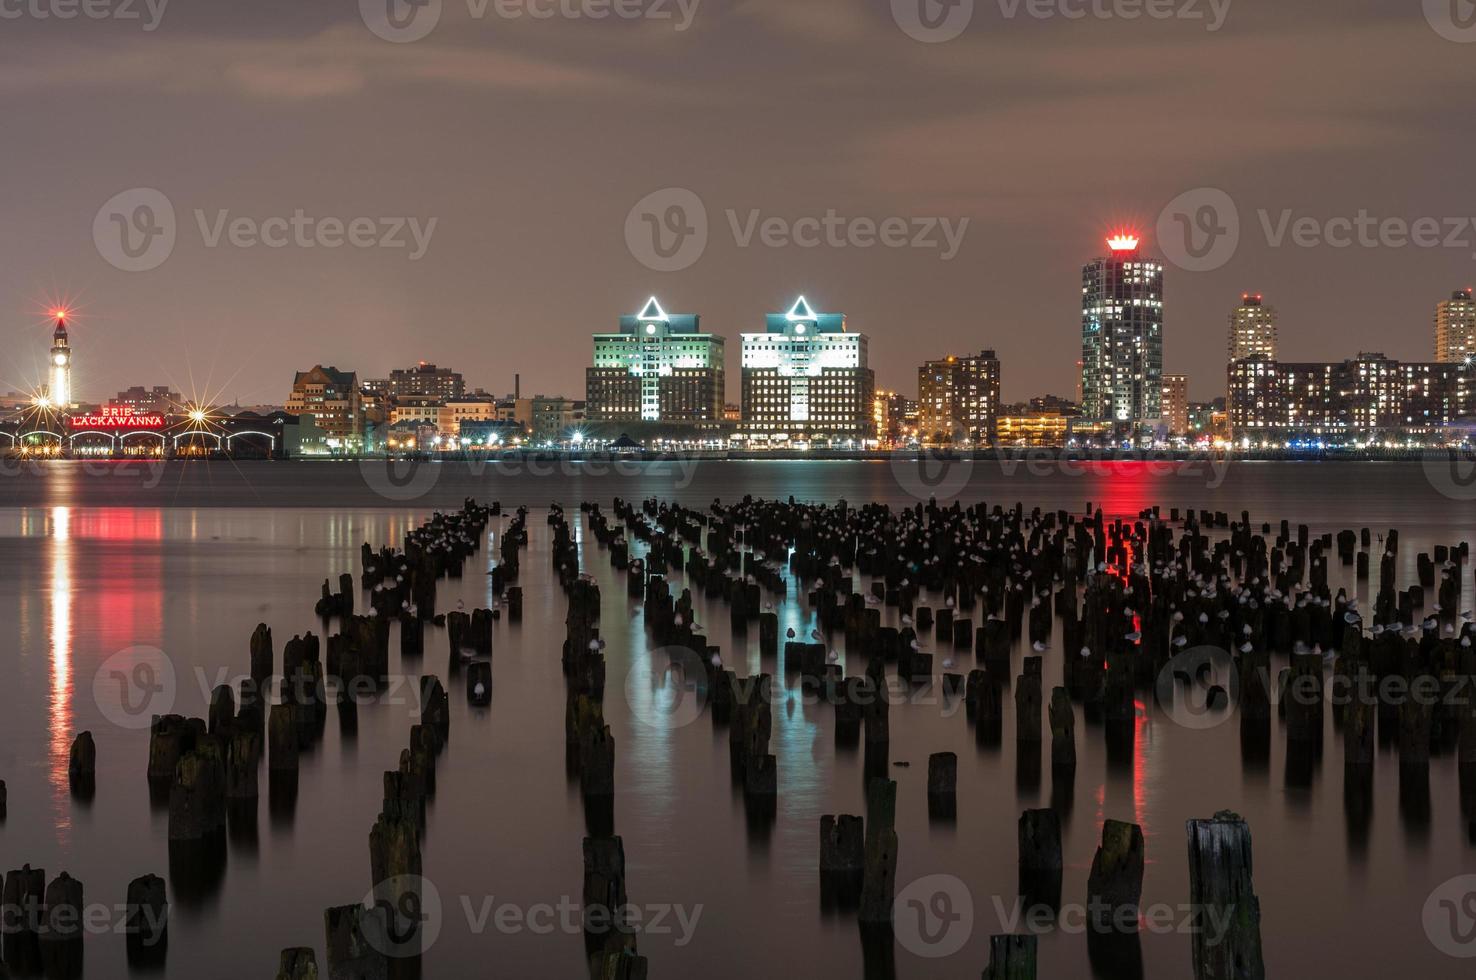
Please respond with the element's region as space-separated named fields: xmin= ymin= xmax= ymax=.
xmin=46 ymin=507 xmax=164 ymax=833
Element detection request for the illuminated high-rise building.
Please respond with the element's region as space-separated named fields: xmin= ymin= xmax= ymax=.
xmin=1080 ymin=235 xmax=1163 ymax=429
xmin=740 ymin=297 xmax=873 ymax=445
xmin=1161 ymin=374 xmax=1189 ymax=435
xmin=586 ymin=298 xmax=724 ymax=423
xmin=917 ymin=350 xmax=1002 ymax=445
xmin=49 ymin=313 xmax=72 ymax=408
xmin=1229 ymin=294 xmax=1278 ymax=362
xmin=1435 ymin=288 xmax=1476 ymax=363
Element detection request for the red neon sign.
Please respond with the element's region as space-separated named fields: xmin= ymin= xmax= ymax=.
xmin=70 ymin=406 xmax=166 ymax=430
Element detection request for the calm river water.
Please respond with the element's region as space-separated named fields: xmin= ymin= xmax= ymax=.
xmin=0 ymin=459 xmax=1473 ymax=978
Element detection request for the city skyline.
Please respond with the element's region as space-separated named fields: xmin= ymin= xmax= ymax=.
xmin=11 ymin=255 xmax=1476 ymax=411
xmin=4 ymin=4 xmax=1476 ymax=409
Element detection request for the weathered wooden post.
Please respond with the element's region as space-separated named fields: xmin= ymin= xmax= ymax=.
xmin=2 ymin=864 xmax=45 ymax=973
xmin=982 ymin=934 xmax=1037 ymax=980
xmin=583 ymin=836 xmax=637 ymax=959
xmin=251 ymin=623 xmax=274 ymax=685
xmin=39 ymin=871 xmax=84 ymax=979
xmin=324 ymin=903 xmax=390 ymax=980
xmin=125 ymin=874 xmax=169 ymax=966
xmin=859 ymin=778 xmax=898 ymax=925
xmin=1018 ymin=808 xmax=1062 ymax=915
xmin=1185 ymin=811 xmax=1265 ymax=980
xmin=68 ymin=731 xmax=95 ymax=797
xmin=277 ymin=947 xmax=319 ymax=980
xmin=169 ymin=739 xmax=227 ymax=841
xmin=1087 ymin=819 xmax=1144 ymax=935
xmin=269 ymin=703 xmax=299 ymax=772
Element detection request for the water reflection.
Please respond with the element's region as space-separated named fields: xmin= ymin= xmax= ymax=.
xmin=47 ymin=505 xmax=72 ymax=837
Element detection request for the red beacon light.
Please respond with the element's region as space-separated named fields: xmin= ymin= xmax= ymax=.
xmin=1107 ymin=234 xmax=1140 ymax=252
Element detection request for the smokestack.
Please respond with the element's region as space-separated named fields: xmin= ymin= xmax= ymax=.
xmin=515 ymin=373 xmax=521 ymax=400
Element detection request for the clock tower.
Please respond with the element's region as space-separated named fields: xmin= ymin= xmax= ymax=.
xmin=50 ymin=313 xmax=72 ymax=409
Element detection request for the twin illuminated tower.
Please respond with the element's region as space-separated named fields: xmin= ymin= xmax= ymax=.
xmin=1079 ymin=235 xmax=1164 ymax=432
xmin=49 ymin=313 xmax=72 ymax=409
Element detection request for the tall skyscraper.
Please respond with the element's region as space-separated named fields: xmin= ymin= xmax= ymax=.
xmin=586 ymin=298 xmax=724 ymax=423
xmin=1229 ymin=294 xmax=1278 ymax=362
xmin=49 ymin=313 xmax=72 ymax=408
xmin=740 ymin=297 xmax=874 ymax=445
xmin=1435 ymin=288 xmax=1476 ymax=363
xmin=917 ymin=350 xmax=1002 ymax=445
xmin=1080 ymin=235 xmax=1163 ymax=429
xmin=1161 ymin=374 xmax=1189 ymax=435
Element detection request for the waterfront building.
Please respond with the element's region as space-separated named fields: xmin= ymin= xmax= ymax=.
xmin=387 ymin=362 xmax=465 ymax=401
xmin=285 ymin=366 xmax=365 ymax=452
xmin=113 ymin=385 xmax=181 ymax=416
xmin=1228 ymin=353 xmax=1473 ymax=444
xmin=740 ymin=297 xmax=874 ymax=446
xmin=586 ymin=298 xmax=724 ymax=423
xmin=1080 ymin=235 xmax=1164 ymax=432
xmin=1435 ymin=288 xmax=1476 ymax=363
xmin=873 ymin=390 xmax=916 ymax=447
xmin=1161 ymin=374 xmax=1190 ymax=435
xmin=1229 ymin=294 xmax=1278 ymax=362
xmin=917 ymin=350 xmax=1001 ymax=446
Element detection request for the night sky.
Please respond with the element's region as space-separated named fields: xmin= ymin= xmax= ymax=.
xmin=1 ymin=0 xmax=1471 ymax=407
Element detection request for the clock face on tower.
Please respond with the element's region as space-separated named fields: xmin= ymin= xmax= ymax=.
xmin=53 ymin=353 xmax=67 ymax=367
